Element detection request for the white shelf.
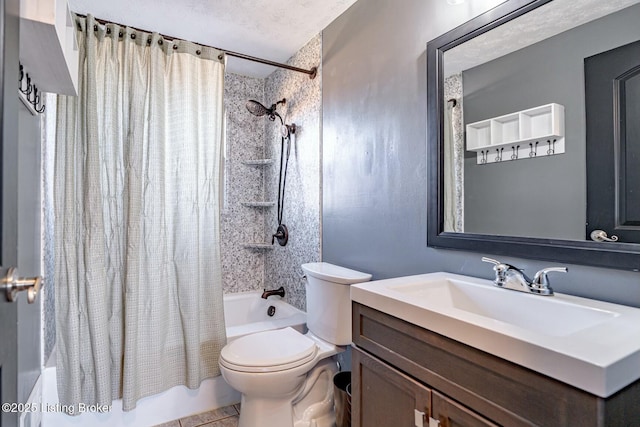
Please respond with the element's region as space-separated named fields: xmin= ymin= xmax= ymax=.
xmin=20 ymin=0 xmax=79 ymax=95
xmin=241 ymin=159 xmax=274 ymax=166
xmin=465 ymin=103 xmax=565 ymax=164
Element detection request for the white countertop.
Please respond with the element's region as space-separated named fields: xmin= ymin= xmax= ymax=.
xmin=351 ymin=272 xmax=640 ymax=397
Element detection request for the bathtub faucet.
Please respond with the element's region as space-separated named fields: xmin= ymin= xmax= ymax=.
xmin=262 ymin=286 xmax=285 ymax=299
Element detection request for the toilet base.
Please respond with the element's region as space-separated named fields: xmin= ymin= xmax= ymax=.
xmin=237 ymin=359 xmax=338 ymax=427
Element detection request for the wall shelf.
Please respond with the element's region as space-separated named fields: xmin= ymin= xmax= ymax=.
xmin=466 ymin=103 xmax=565 ymax=164
xmin=241 ymin=159 xmax=274 ymax=166
xmin=241 ymin=201 xmax=275 ymax=208
xmin=20 ymin=0 xmax=79 ymax=96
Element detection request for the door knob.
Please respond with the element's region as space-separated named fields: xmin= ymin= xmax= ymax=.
xmin=590 ymin=230 xmax=619 ymax=242
xmin=2 ymin=267 xmax=42 ymax=303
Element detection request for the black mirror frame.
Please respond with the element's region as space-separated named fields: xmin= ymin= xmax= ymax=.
xmin=426 ymin=0 xmax=640 ymax=271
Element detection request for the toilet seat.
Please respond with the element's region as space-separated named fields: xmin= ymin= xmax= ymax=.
xmin=220 ymin=327 xmax=318 ymax=373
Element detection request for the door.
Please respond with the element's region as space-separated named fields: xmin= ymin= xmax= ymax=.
xmin=2 ymin=1 xmax=42 ymax=426
xmin=585 ymin=40 xmax=640 ymax=243
xmin=1 ymin=0 xmax=22 ymax=425
xmin=352 ymin=347 xmax=431 ymax=427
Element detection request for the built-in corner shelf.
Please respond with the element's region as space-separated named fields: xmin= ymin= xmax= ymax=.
xmin=241 ymin=201 xmax=276 ymax=208
xmin=239 ymin=160 xmax=276 ymax=251
xmin=466 ymin=103 xmax=565 ymax=165
xmin=241 ymin=159 xmax=274 ymax=166
xmin=242 ymin=243 xmax=274 ymax=250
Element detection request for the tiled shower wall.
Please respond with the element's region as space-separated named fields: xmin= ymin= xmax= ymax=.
xmin=221 ymin=74 xmax=268 ymax=293
xmin=222 ymin=34 xmax=322 ymax=309
xmin=264 ymin=35 xmax=322 ymax=311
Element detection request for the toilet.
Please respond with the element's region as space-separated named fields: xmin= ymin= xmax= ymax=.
xmin=219 ymin=262 xmax=372 ymax=427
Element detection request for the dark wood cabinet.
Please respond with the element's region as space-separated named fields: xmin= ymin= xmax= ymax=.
xmin=351 ymin=302 xmax=640 ymax=427
xmin=352 ymin=347 xmax=431 ymax=427
xmin=353 ymin=347 xmax=497 ymax=427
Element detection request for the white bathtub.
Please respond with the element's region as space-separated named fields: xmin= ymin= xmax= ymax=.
xmin=40 ymin=291 xmax=306 ymax=427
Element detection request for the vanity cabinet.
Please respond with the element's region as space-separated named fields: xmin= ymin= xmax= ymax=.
xmin=353 ymin=347 xmax=496 ymax=427
xmin=351 ymin=302 xmax=640 ymax=427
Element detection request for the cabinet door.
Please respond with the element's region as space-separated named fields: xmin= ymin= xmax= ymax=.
xmin=352 ymin=347 xmax=431 ymax=427
xmin=432 ymin=391 xmax=499 ymax=427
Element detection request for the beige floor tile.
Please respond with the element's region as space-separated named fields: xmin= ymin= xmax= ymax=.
xmin=198 ymin=415 xmax=239 ymax=427
xmin=179 ymin=405 xmax=239 ymax=427
xmin=153 ymin=420 xmax=181 ymax=427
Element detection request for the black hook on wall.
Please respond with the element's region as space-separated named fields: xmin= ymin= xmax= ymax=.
xmin=19 ymin=63 xmax=45 ymax=113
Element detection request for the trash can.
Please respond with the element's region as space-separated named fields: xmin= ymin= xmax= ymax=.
xmin=333 ymin=371 xmax=351 ymax=427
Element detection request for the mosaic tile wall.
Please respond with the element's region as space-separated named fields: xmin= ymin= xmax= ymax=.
xmin=221 ymin=35 xmax=322 ymax=305
xmin=264 ymin=35 xmax=322 ymax=311
xmin=221 ymin=74 xmax=268 ymax=294
xmin=42 ymin=93 xmax=57 ymax=363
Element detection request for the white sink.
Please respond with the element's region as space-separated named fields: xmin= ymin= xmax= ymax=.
xmin=351 ymin=272 xmax=640 ymax=398
xmin=390 ymin=279 xmax=618 ymax=337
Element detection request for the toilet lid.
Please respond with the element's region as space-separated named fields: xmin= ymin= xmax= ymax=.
xmin=220 ymin=327 xmax=318 ymax=373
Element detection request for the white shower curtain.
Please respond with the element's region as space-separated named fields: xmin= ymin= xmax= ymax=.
xmin=54 ymin=15 xmax=227 ymax=411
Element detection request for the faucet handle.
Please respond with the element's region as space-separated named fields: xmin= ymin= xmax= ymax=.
xmin=481 ymin=257 xmax=508 ymax=271
xmin=482 ymin=257 xmax=510 ymax=284
xmin=481 ymin=257 xmax=501 ymax=266
xmin=481 ymin=257 xmax=517 ymax=273
xmin=531 ymin=267 xmax=567 ymax=295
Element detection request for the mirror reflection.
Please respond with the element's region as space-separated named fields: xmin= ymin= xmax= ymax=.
xmin=442 ymin=0 xmax=640 ymax=243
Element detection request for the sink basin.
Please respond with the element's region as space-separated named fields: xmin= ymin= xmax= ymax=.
xmin=390 ymin=278 xmax=618 ymax=337
xmin=351 ymin=272 xmax=640 ymax=398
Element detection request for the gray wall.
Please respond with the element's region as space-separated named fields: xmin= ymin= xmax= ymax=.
xmin=322 ymin=0 xmax=640 ymax=308
xmin=462 ymin=5 xmax=640 ymax=239
xmin=18 ymin=103 xmax=42 ymax=401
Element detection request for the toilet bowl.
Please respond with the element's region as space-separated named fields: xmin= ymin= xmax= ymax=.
xmin=219 ymin=262 xmax=372 ymax=427
xmin=220 ymin=328 xmax=339 ymax=427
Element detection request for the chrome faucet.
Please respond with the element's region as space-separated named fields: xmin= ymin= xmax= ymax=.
xmin=261 ymin=286 xmax=285 ymax=299
xmin=481 ymin=257 xmax=567 ymax=296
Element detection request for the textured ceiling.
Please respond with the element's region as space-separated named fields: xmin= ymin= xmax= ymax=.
xmin=68 ymin=0 xmax=358 ymax=78
xmin=444 ymin=0 xmax=640 ymax=76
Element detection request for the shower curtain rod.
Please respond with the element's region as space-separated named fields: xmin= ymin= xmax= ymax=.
xmin=76 ymin=14 xmax=318 ymax=79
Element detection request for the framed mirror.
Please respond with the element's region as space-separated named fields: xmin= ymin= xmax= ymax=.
xmin=427 ymin=0 xmax=640 ymax=270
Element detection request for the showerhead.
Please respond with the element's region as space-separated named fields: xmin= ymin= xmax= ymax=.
xmin=245 ymin=100 xmax=271 ymax=117
xmin=245 ymin=99 xmax=286 ymax=122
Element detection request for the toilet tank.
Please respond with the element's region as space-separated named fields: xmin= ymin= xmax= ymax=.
xmin=301 ymin=262 xmax=371 ymax=346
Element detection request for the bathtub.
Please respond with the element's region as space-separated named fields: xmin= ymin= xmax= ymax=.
xmin=40 ymin=291 xmax=306 ymax=427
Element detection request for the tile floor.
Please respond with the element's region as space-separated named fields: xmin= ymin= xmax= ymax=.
xmin=153 ymin=404 xmax=240 ymax=427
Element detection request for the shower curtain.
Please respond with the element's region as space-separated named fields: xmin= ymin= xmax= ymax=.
xmin=54 ymin=15 xmax=227 ymax=411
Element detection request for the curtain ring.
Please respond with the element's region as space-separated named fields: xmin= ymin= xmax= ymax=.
xmin=119 ymin=31 xmax=123 ymax=38
xmin=147 ymin=38 xmax=152 ymax=45
xmin=196 ymin=50 xmax=201 ymax=55
xmin=106 ymin=27 xmax=111 ymax=34
xmin=93 ymin=24 xmax=98 ymax=32
xmin=173 ymin=44 xmax=178 ymax=50
xmin=130 ymin=33 xmax=136 ymax=39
